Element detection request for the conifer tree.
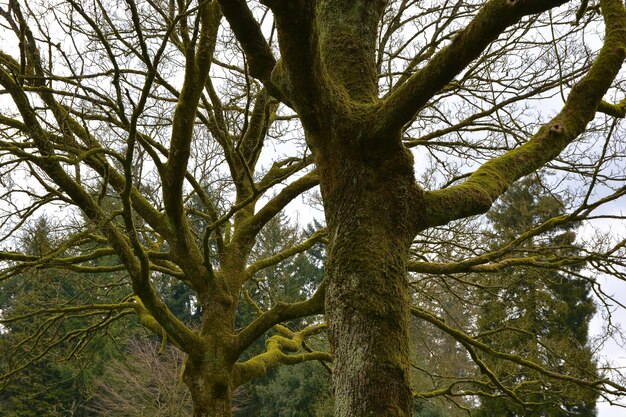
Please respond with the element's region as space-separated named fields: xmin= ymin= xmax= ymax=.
xmin=474 ymin=176 xmax=598 ymax=416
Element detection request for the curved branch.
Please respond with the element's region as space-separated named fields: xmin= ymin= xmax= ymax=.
xmin=598 ymin=97 xmax=626 ymax=117
xmin=215 ymin=0 xmax=276 ymax=84
xmin=233 ymin=323 xmax=330 ymax=387
xmin=409 ymin=255 xmax=586 ymax=274
xmin=233 ymin=169 xmax=319 ymax=247
xmin=376 ymin=0 xmax=569 ymax=134
xmin=234 ymin=281 xmax=325 ymax=356
xmin=422 ymin=0 xmax=626 ymax=228
xmin=245 ymin=227 xmax=326 ymax=279
xmin=262 ymin=0 xmax=325 ymax=127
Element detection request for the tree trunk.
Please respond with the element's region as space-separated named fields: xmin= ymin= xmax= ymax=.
xmin=326 ymin=226 xmax=413 ymax=416
xmin=318 ymin=133 xmax=422 ymax=417
xmin=182 ymin=282 xmax=238 ymax=417
xmin=182 ymin=354 xmax=234 ymax=417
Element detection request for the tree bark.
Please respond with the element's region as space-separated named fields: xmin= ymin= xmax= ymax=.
xmin=326 ymin=227 xmax=413 ymax=416
xmin=181 ymin=272 xmax=239 ymax=417
xmin=182 ymin=346 xmax=235 ymax=417
xmin=317 ymin=129 xmax=423 ymax=416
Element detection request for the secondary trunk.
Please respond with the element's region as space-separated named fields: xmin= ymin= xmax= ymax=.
xmin=182 ymin=350 xmax=234 ymax=417
xmin=317 ymin=132 xmax=422 ymax=417
xmin=182 ymin=278 xmax=239 ymax=417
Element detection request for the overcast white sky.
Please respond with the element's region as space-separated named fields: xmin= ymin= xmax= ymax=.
xmin=579 ymin=195 xmax=626 ymax=416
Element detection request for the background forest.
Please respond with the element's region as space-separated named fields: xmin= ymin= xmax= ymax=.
xmin=0 ymin=177 xmax=603 ymax=416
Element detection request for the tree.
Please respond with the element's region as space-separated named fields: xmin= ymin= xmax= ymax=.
xmin=244 ymin=1 xmax=624 ymax=415
xmin=0 ymin=1 xmax=330 ymax=416
xmin=89 ymin=337 xmax=193 ymax=417
xmin=1 ymin=1 xmax=626 ymax=416
xmin=0 ymin=217 xmax=131 ymax=417
xmin=474 ymin=176 xmax=598 ymax=416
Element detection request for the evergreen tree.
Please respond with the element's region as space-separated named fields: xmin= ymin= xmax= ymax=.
xmin=0 ymin=218 xmax=89 ymax=416
xmin=235 ymin=215 xmax=330 ymax=417
xmin=474 ymin=176 xmax=598 ymax=416
xmin=0 ymin=218 xmax=137 ymax=417
xmin=253 ymin=360 xmax=333 ymax=417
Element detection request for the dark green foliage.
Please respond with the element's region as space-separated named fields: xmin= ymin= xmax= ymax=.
xmin=155 ymin=274 xmax=202 ymax=326
xmin=253 ymin=361 xmax=332 ymax=417
xmin=0 ymin=361 xmax=80 ymax=417
xmin=474 ymin=176 xmax=598 ymax=417
xmin=0 ymin=218 xmax=137 ymax=417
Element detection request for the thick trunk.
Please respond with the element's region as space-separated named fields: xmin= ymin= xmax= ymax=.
xmin=183 ymin=354 xmax=234 ymax=417
xmin=183 ymin=280 xmax=238 ymax=417
xmin=326 ymin=223 xmax=413 ymax=416
xmin=318 ymin=135 xmax=422 ymax=417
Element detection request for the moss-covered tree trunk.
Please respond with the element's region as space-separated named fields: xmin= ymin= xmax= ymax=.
xmin=182 ymin=355 xmax=234 ymax=417
xmin=316 ymin=126 xmax=423 ymax=416
xmin=324 ymin=212 xmax=414 ymax=416
xmin=181 ymin=271 xmax=240 ymax=417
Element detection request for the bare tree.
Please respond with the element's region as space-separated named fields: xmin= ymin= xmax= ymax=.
xmin=0 ymin=1 xmax=329 ymax=416
xmin=90 ymin=338 xmax=193 ymax=417
xmin=213 ymin=0 xmax=626 ymax=415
